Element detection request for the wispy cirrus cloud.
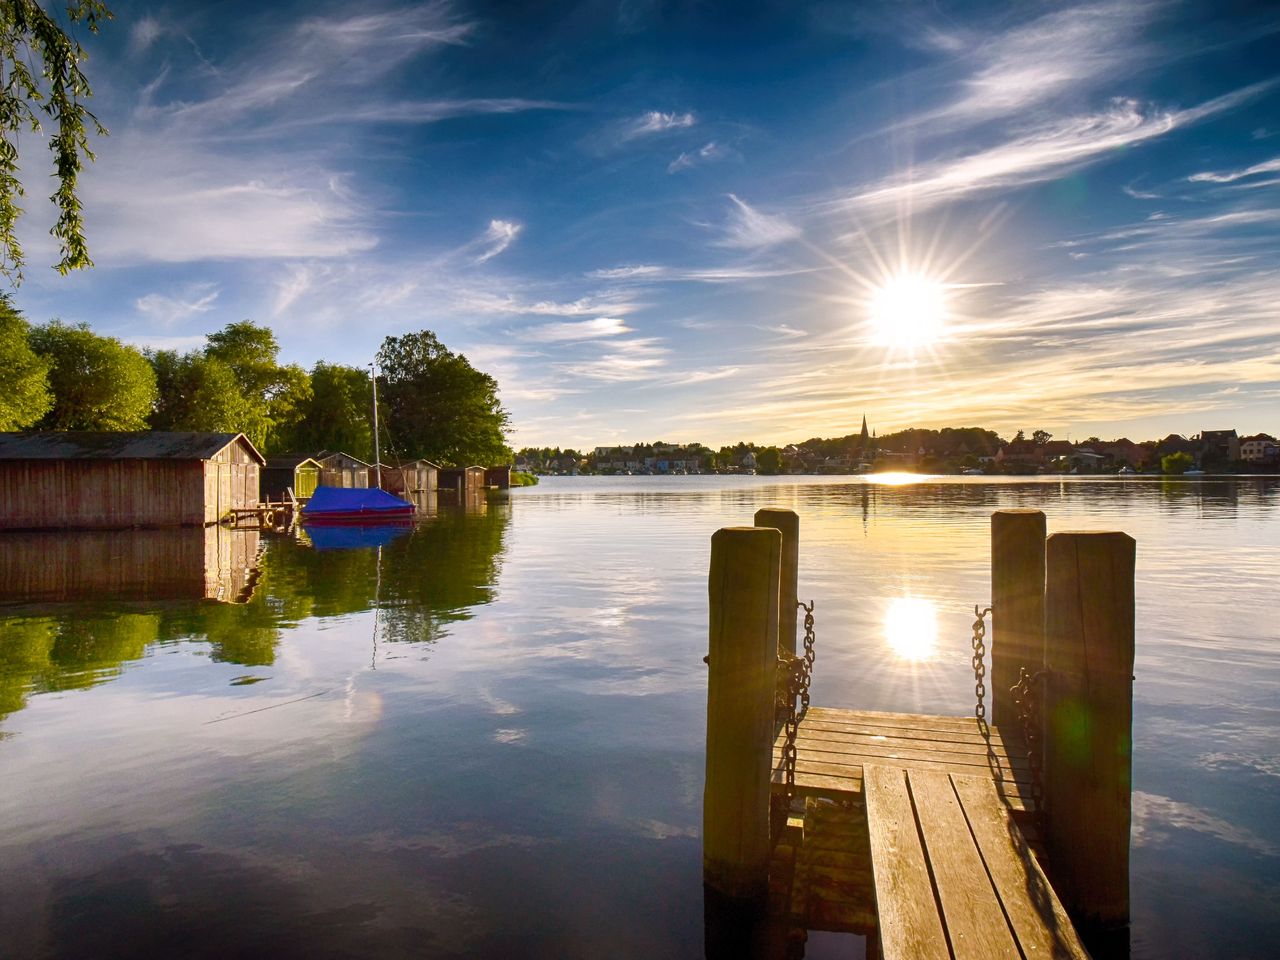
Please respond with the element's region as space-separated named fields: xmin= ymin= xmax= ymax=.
xmin=839 ymin=83 xmax=1275 ymax=213
xmin=471 ymin=219 xmax=523 ymax=264
xmin=518 ymin=317 xmax=631 ymax=342
xmin=716 ymin=194 xmax=801 ymax=248
xmin=135 ymin=284 xmax=219 ymax=326
xmin=624 ymin=110 xmax=695 ymax=140
xmin=588 ymin=262 xmax=815 ymax=283
xmin=557 ymin=337 xmax=670 ymax=382
xmin=1189 ymin=156 xmax=1280 ymax=183
xmin=668 ymin=141 xmax=729 ymax=173
xmin=933 ymin=1 xmax=1152 ymax=125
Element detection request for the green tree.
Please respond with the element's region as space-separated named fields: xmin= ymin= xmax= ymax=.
xmin=0 ymin=294 xmax=51 ymax=427
xmin=0 ymin=1 xmax=112 ymax=280
xmin=757 ymin=446 xmax=782 ymax=474
xmin=29 ymin=320 xmax=156 ymax=429
xmin=376 ymin=330 xmax=510 ymax=466
xmin=202 ymin=321 xmax=311 ymax=451
xmin=149 ymin=351 xmax=253 ymax=434
xmin=278 ymin=362 xmax=373 ymax=460
xmin=1162 ymin=451 xmax=1194 ymax=475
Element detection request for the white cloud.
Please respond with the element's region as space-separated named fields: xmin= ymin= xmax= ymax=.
xmin=519 ymin=317 xmax=631 ymax=342
xmin=134 ymin=285 xmax=219 ymax=326
xmin=557 ymin=337 xmax=670 ymax=382
xmin=1188 ymin=156 xmax=1280 ymax=183
xmin=473 ymin=220 xmax=522 ymax=264
xmin=624 ymin=110 xmax=695 ymax=140
xmin=130 ymin=16 xmax=164 ymax=54
xmin=935 ymin=1 xmax=1150 ymax=124
xmin=717 ymin=194 xmax=801 ymax=248
xmin=840 ymin=83 xmax=1275 ymax=213
xmin=668 ymin=141 xmax=729 ymax=173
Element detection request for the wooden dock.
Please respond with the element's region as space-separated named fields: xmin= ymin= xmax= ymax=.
xmin=704 ymin=509 xmax=1134 ymax=959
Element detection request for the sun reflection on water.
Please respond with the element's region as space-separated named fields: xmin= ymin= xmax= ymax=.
xmin=867 ymin=472 xmax=930 ymax=486
xmin=884 ymin=597 xmax=938 ymax=661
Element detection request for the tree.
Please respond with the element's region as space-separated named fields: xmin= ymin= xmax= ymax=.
xmin=375 ymin=330 xmax=510 ymax=467
xmin=1013 ymin=429 xmax=1025 ymax=442
xmin=29 ymin=320 xmax=156 ymax=429
xmin=1162 ymin=451 xmax=1194 ymax=475
xmin=278 ymin=362 xmax=374 ymax=461
xmin=0 ymin=1 xmax=112 ymax=280
xmin=757 ymin=446 xmax=782 ymax=474
xmin=149 ymin=350 xmax=254 ymax=434
xmin=1032 ymin=429 xmax=1052 ymax=445
xmin=0 ymin=294 xmax=51 ymax=428
xmin=202 ymin=321 xmax=311 ymax=451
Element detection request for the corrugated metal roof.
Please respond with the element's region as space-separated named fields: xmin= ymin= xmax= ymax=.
xmin=0 ymin=432 xmax=265 ymax=464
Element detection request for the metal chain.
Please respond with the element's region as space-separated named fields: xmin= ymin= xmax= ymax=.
xmin=971 ymin=605 xmax=992 ymax=722
xmin=1011 ymin=666 xmax=1050 ymax=820
xmin=773 ymin=600 xmax=817 ymax=839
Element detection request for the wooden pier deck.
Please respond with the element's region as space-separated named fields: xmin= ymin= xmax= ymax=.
xmin=705 ymin=510 xmax=1134 ymax=958
xmin=765 ymin=709 xmax=1089 ymax=957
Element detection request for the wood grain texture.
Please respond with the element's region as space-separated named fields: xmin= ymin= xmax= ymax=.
xmin=910 ymin=769 xmax=1019 ymax=960
xmin=952 ymin=774 xmax=1090 ymax=960
xmin=863 ymin=765 xmax=950 ymax=960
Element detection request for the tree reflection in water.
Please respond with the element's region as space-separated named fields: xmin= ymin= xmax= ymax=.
xmin=0 ymin=497 xmax=511 ymax=722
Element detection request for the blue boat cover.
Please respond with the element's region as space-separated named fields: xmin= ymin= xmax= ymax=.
xmin=302 ymin=486 xmax=413 ymax=515
xmin=304 ymin=523 xmax=411 ymax=551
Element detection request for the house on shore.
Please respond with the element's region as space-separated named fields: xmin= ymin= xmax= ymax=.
xmin=0 ymin=431 xmax=263 ymax=530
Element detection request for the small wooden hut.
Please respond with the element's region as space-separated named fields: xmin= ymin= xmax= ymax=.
xmin=437 ymin=465 xmax=486 ymax=498
xmin=484 ymin=465 xmax=512 ymax=490
xmin=0 ymin=431 xmax=263 ymax=530
xmin=370 ymin=460 xmax=438 ymax=497
xmin=261 ymin=454 xmax=322 ymax=502
xmin=316 ymin=452 xmax=370 ymax=489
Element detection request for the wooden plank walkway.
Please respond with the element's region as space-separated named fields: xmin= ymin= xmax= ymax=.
xmin=768 ymin=708 xmax=1089 ymax=957
xmin=771 ymin=707 xmax=1036 ymax=815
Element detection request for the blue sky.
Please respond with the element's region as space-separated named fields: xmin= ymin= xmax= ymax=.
xmin=11 ymin=0 xmax=1280 ymax=447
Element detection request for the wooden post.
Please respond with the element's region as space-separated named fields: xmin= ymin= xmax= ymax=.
xmin=704 ymin=525 xmax=781 ymax=905
xmin=990 ymin=509 xmax=1046 ymax=725
xmin=753 ymin=508 xmax=799 ymax=659
xmin=1043 ymin=531 xmax=1136 ymax=936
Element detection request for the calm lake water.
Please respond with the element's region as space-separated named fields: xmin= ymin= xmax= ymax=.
xmin=1 ymin=476 xmax=1277 ymax=959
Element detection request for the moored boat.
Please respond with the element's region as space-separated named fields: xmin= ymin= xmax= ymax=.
xmin=300 ymin=486 xmax=415 ymax=524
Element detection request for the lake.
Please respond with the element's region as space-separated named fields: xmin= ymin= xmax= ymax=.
xmin=1 ymin=475 xmax=1277 ymax=959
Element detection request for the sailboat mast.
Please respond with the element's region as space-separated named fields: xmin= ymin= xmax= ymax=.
xmin=370 ymin=362 xmax=382 ymax=490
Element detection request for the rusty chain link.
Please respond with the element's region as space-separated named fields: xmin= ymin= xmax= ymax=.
xmin=971 ymin=605 xmax=992 ymax=722
xmin=773 ymin=599 xmax=817 ymax=840
xmin=1011 ymin=666 xmax=1049 ymax=821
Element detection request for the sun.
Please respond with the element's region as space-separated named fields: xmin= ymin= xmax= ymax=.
xmin=868 ymin=274 xmax=947 ymax=349
xmin=884 ymin=597 xmax=938 ymax=661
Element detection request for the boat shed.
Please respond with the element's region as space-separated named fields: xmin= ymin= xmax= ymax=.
xmin=261 ymin=454 xmax=322 ymax=502
xmin=0 ymin=431 xmax=264 ymax=530
xmin=371 ymin=460 xmax=438 ymax=497
xmin=372 ymin=459 xmax=439 ymax=512
xmin=316 ymin=452 xmax=370 ymax=489
xmin=437 ymin=465 xmax=487 ymax=498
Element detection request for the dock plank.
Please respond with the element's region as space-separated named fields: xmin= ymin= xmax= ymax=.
xmin=952 ymin=775 xmax=1090 ymax=960
xmin=909 ymin=769 xmax=1020 ymax=960
xmin=863 ymin=765 xmax=950 ymax=960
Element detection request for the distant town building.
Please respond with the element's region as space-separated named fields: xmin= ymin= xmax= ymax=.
xmin=1240 ymin=435 xmax=1278 ymax=462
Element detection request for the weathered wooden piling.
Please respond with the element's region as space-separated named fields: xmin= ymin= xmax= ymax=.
xmin=990 ymin=509 xmax=1046 ymax=725
xmin=704 ymin=525 xmax=781 ymax=904
xmin=1043 ymin=530 xmax=1136 ymax=935
xmin=753 ymin=508 xmax=799 ymax=659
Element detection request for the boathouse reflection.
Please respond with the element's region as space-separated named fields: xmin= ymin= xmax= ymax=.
xmin=0 ymin=498 xmax=511 ymax=723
